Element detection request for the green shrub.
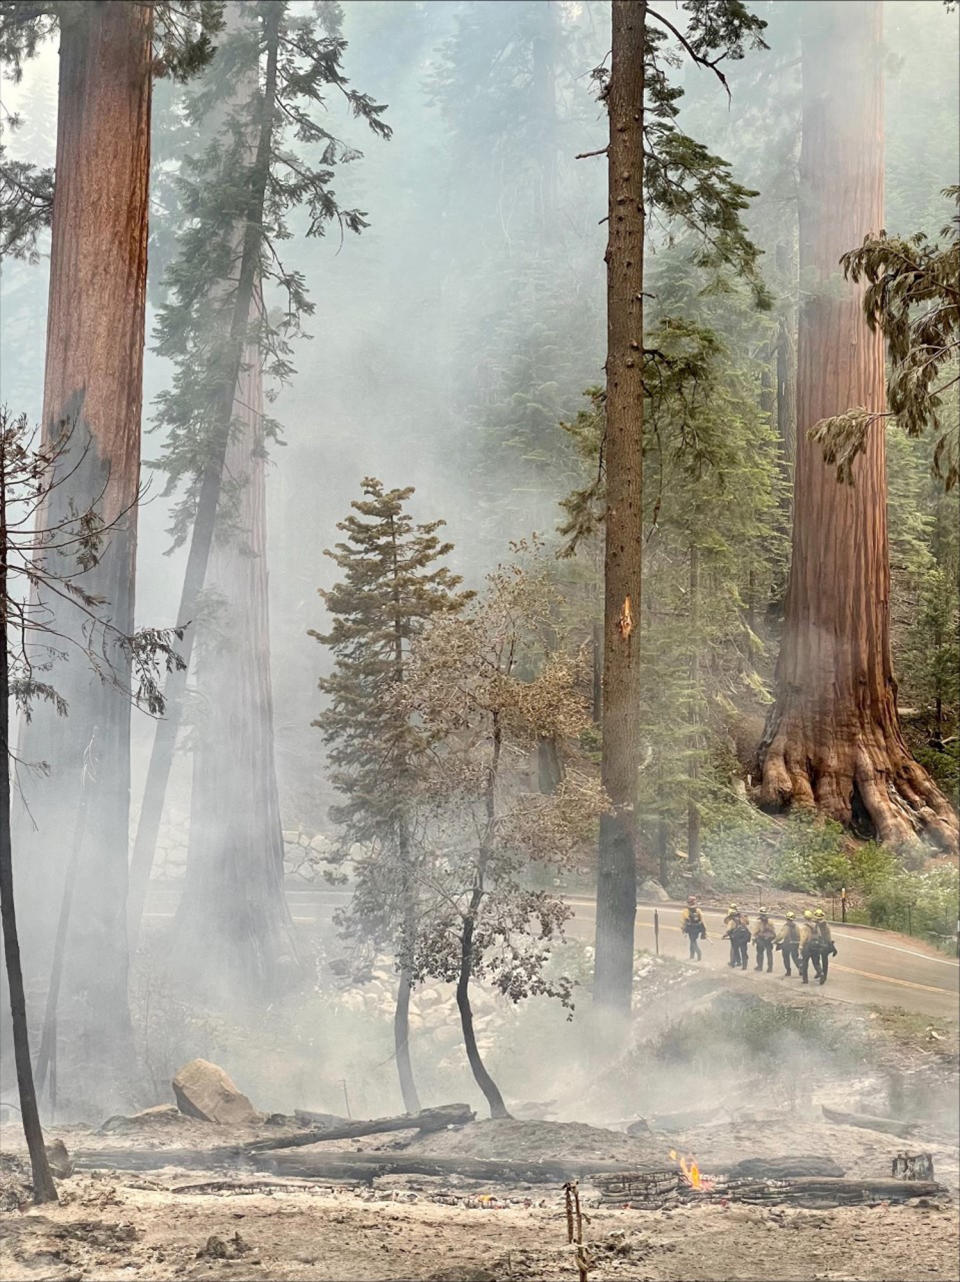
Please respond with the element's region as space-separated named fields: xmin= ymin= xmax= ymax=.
xmin=652 ymin=997 xmax=859 ymax=1071
xmin=698 ymin=807 xmax=776 ymax=889
xmin=862 ymin=865 xmax=959 ymax=939
xmin=846 ymin=841 xmax=897 ymax=894
xmin=770 ymin=814 xmax=851 ymax=892
xmin=913 ymin=742 xmax=959 ymax=799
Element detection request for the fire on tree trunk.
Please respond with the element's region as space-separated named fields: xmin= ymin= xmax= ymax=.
xmin=757 ymin=0 xmax=958 ymax=853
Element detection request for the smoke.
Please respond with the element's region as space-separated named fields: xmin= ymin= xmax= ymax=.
xmin=1 ymin=0 xmax=958 ymax=1122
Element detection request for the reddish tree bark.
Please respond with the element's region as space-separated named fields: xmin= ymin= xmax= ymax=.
xmin=173 ymin=339 xmax=299 ymax=994
xmin=17 ymin=1 xmax=152 ymax=1111
xmin=758 ymin=0 xmax=958 ymax=853
xmin=594 ymin=0 xmax=646 ymax=1014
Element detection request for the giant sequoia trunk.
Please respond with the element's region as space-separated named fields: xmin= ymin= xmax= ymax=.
xmin=758 ymin=1 xmax=958 ymax=853
xmin=127 ymin=3 xmax=281 ymax=947
xmin=16 ymin=2 xmax=152 ymax=1111
xmin=594 ymin=0 xmax=645 ymax=1013
xmin=173 ymin=341 xmax=299 ymax=994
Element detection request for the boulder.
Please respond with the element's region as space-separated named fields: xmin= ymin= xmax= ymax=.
xmin=100 ymin=1104 xmax=182 ymax=1134
xmin=44 ymin=1138 xmax=73 ymax=1179
xmin=639 ymin=878 xmax=670 ymax=902
xmin=172 ymin=1059 xmax=261 ymax=1126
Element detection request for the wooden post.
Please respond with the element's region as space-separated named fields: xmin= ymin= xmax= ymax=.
xmin=563 ymin=1182 xmax=589 ymax=1282
xmin=654 ymin=909 xmax=659 ymax=957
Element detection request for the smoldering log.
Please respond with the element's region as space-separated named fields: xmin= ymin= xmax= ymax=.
xmin=66 ymin=1142 xmax=949 ymax=1203
xmin=593 ymin=1171 xmax=946 ymax=1208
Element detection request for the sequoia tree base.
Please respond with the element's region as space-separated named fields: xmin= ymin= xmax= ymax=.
xmin=758 ymin=714 xmax=958 ymax=854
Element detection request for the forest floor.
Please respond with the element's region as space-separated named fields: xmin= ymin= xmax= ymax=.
xmin=2 ymin=969 xmax=958 ymax=1282
xmin=0 ymin=1162 xmax=956 ymax=1282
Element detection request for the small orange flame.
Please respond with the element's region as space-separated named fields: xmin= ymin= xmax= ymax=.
xmin=669 ymin=1149 xmax=709 ymax=1191
xmin=617 ymin=595 xmax=634 ymax=640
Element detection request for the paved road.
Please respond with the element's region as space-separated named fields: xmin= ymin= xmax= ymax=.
xmin=565 ymin=898 xmax=959 ymax=1020
xmin=144 ymin=886 xmax=960 ymax=1020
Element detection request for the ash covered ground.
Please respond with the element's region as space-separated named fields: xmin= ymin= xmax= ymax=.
xmin=2 ymin=961 xmax=957 ymax=1281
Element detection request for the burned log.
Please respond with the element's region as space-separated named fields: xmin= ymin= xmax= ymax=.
xmin=892 ymin=1152 xmax=934 ymax=1181
xmin=245 ymin=1103 xmax=474 ymax=1153
xmin=725 ymin=1155 xmax=845 ymax=1180
xmin=293 ymin=1110 xmax=348 ymax=1129
xmin=593 ymin=1170 xmax=946 ymax=1209
xmin=821 ymin=1105 xmax=918 ymax=1138
xmin=73 ymin=1146 xmax=656 ymax=1185
xmin=649 ymin=1105 xmax=724 ymax=1132
xmin=74 ymin=1146 xmax=249 ymax=1173
xmin=253 ymin=1151 xmax=646 ymax=1184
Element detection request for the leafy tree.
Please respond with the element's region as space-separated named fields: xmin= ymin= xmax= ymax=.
xmin=311 ymin=478 xmax=471 ymax=1113
xmin=401 ymin=554 xmax=606 ymax=1118
xmin=812 ymin=188 xmax=960 ymax=490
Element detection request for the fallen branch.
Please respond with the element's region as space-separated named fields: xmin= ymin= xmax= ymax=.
xmin=246 ymin=1103 xmax=474 ymax=1154
xmin=821 ymin=1105 xmax=919 ymax=1138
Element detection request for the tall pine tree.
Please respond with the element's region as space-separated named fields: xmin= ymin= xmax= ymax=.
xmin=594 ymin=0 xmax=768 ymax=1013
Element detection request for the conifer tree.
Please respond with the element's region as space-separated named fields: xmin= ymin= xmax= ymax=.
xmin=593 ymin=0 xmax=769 ymax=1013
xmin=311 ymin=479 xmax=471 ymax=1114
xmin=127 ymin=0 xmax=391 ymax=947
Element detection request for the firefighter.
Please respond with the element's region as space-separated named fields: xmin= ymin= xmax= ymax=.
xmin=723 ymin=906 xmax=750 ymax=970
xmin=753 ymin=908 xmax=776 ymax=973
xmin=812 ymin=908 xmax=837 ymax=984
xmin=799 ymin=909 xmax=822 ymax=984
xmin=775 ymin=910 xmax=801 ymax=977
xmin=723 ymin=904 xmax=742 ymax=968
xmin=680 ymin=896 xmax=707 ymax=961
